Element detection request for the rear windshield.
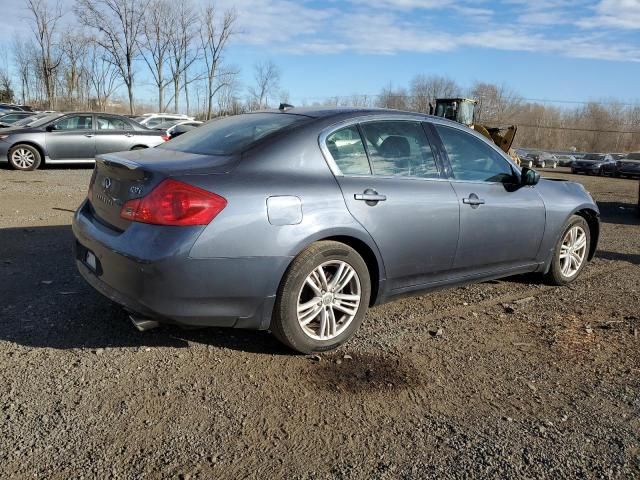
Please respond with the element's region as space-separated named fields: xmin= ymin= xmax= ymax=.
xmin=158 ymin=113 xmax=308 ymax=155
xmin=583 ymin=153 xmax=604 ymax=160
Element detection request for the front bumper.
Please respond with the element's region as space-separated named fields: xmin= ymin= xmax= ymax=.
xmin=572 ymin=164 xmax=601 ymax=173
xmin=72 ymin=200 xmax=289 ymax=330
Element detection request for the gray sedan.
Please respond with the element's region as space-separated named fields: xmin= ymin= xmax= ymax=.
xmin=0 ymin=112 xmax=166 ymax=170
xmin=73 ymin=108 xmax=600 ymax=353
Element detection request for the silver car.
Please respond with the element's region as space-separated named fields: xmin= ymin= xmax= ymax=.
xmin=73 ymin=108 xmax=600 ymax=353
xmin=0 ymin=112 xmax=166 ymax=170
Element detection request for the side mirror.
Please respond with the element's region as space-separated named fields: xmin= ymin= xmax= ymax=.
xmin=521 ymin=167 xmax=540 ymax=186
xmin=45 ymin=124 xmax=56 ymax=132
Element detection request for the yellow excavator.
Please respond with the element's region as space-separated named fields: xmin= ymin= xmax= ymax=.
xmin=430 ymin=98 xmax=521 ymax=165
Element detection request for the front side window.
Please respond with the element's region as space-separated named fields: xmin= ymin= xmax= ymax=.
xmin=96 ymin=116 xmax=129 ymax=130
xmin=360 ymin=121 xmax=439 ymax=178
xmin=325 ymin=126 xmax=371 ymax=175
xmin=53 ymin=115 xmax=93 ymax=131
xmin=435 ymin=125 xmax=514 ymax=182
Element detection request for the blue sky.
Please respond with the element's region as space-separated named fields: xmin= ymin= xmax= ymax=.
xmin=2 ymin=0 xmax=639 ymax=106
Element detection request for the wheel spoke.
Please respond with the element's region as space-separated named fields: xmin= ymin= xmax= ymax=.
xmin=328 ymin=263 xmax=345 ymax=290
xmin=299 ymin=304 xmax=323 ymax=326
xmin=316 ymin=266 xmax=329 ymax=290
xmin=305 ymin=275 xmax=322 ymax=295
xmin=332 ymin=301 xmax=358 ymax=316
xmin=327 ymin=307 xmax=337 ymax=337
xmin=318 ymin=307 xmax=327 ymax=339
xmin=297 ymin=297 xmax=321 ymax=314
xmin=335 ymin=270 xmax=355 ymax=292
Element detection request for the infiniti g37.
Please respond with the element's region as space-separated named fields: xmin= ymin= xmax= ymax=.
xmin=73 ymin=108 xmax=599 ymax=353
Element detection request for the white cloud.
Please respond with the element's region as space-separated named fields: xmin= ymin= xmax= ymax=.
xmin=577 ymin=0 xmax=640 ymax=29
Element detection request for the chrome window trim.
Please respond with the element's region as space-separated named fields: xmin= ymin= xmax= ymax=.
xmin=319 ymin=113 xmax=444 ymax=180
xmin=318 ymin=113 xmax=521 ymax=181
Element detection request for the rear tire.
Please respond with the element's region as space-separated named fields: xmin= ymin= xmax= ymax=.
xmin=8 ymin=144 xmax=41 ymax=171
xmin=271 ymin=241 xmax=371 ymax=354
xmin=545 ymin=215 xmax=590 ymax=286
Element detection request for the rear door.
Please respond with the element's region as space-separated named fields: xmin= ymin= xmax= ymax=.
xmin=327 ymin=119 xmax=460 ymax=291
xmin=95 ymin=115 xmax=135 ymax=155
xmin=45 ymin=114 xmax=95 ymax=160
xmin=431 ymin=123 xmax=546 ymax=276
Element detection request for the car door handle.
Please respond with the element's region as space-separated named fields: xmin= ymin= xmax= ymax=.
xmin=125 ymin=133 xmax=134 ymax=137
xmin=462 ymin=194 xmax=485 ymax=206
xmin=354 ymin=191 xmax=387 ymax=202
xmin=84 ymin=133 xmax=94 ymax=138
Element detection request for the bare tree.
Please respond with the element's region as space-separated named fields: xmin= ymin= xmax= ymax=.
xmin=199 ymin=4 xmax=236 ymax=120
xmin=409 ymin=74 xmax=459 ymax=113
xmin=248 ymin=60 xmax=281 ymax=110
xmin=60 ymin=33 xmax=90 ymax=108
xmin=86 ymin=41 xmax=120 ymax=111
xmin=26 ymin=0 xmax=64 ymax=109
xmin=166 ymin=0 xmax=199 ymax=114
xmin=139 ymin=0 xmax=172 ymax=112
xmin=13 ymin=38 xmax=35 ymax=104
xmin=376 ymin=83 xmax=408 ymax=110
xmin=75 ymin=0 xmax=150 ymax=114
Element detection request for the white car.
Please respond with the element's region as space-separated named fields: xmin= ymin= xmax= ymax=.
xmin=133 ymin=113 xmax=194 ymax=128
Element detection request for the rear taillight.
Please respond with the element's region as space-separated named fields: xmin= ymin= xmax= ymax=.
xmin=161 ymin=134 xmax=170 ymax=141
xmin=120 ymin=179 xmax=227 ymax=226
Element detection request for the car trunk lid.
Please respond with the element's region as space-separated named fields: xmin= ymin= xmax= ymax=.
xmin=89 ymin=149 xmax=237 ymax=231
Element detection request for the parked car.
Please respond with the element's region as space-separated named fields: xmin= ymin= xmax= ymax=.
xmin=520 ymin=151 xmax=558 ymax=168
xmin=0 ymin=103 xmax=34 ymax=113
xmin=133 ymin=113 xmax=194 ymax=128
xmin=72 ymin=108 xmax=599 ymax=353
xmin=156 ymin=120 xmax=203 ymax=140
xmin=555 ymin=154 xmax=576 ymax=167
xmin=0 ymin=112 xmax=35 ymax=127
xmin=571 ymin=153 xmax=616 ymax=175
xmin=615 ymin=152 xmax=640 ymax=178
xmin=0 ymin=112 xmax=166 ymax=170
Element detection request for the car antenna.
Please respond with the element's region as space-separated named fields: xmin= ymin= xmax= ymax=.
xmin=279 ymin=103 xmax=294 ymax=111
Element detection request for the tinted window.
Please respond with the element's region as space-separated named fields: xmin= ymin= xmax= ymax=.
xmin=626 ymin=153 xmax=640 ymax=160
xmin=160 ymin=113 xmax=308 ymax=155
xmin=326 ymin=126 xmax=371 ymax=175
xmin=96 ymin=116 xmax=129 ymax=130
xmin=53 ymin=115 xmax=93 ymax=130
xmin=583 ymin=153 xmax=604 ymax=160
xmin=360 ymin=121 xmax=439 ymax=178
xmin=435 ymin=125 xmax=514 ymax=182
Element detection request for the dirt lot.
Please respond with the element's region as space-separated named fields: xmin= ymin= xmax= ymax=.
xmin=0 ymin=166 xmax=638 ymax=479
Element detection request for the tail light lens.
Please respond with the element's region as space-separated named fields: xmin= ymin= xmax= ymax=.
xmin=161 ymin=134 xmax=170 ymax=141
xmin=120 ymin=179 xmax=227 ymax=226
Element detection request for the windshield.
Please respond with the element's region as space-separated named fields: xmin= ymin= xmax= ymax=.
xmin=625 ymin=153 xmax=640 ymax=160
xmin=156 ymin=120 xmax=181 ymax=129
xmin=133 ymin=116 xmax=146 ymax=123
xmin=12 ymin=113 xmax=56 ymax=127
xmin=159 ymin=113 xmax=309 ymax=155
xmin=583 ymin=153 xmax=604 ymax=160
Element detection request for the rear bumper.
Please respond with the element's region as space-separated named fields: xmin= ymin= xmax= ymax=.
xmin=72 ymin=199 xmax=289 ymax=330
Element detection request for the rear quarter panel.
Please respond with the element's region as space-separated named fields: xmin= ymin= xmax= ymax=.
xmin=186 ymin=120 xmax=386 ymax=298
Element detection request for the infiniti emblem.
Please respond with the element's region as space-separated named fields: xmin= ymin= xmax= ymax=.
xmin=101 ymin=177 xmax=112 ymax=190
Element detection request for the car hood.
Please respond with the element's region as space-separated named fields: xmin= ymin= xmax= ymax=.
xmin=0 ymin=126 xmax=43 ymax=135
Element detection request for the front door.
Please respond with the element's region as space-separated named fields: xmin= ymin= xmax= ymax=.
xmin=327 ymin=120 xmax=460 ymax=291
xmin=45 ymin=114 xmax=95 ymax=160
xmin=432 ymin=123 xmax=546 ymax=275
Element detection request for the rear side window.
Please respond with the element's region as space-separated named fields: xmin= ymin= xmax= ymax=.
xmin=360 ymin=121 xmax=439 ymax=178
xmin=325 ymin=126 xmax=371 ymax=175
xmin=96 ymin=116 xmax=130 ymax=130
xmin=435 ymin=125 xmax=513 ymax=182
xmin=160 ymin=113 xmax=308 ymax=155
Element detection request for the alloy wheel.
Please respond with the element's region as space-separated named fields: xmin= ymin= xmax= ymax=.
xmin=296 ymin=260 xmax=361 ymax=341
xmin=559 ymin=225 xmax=587 ymax=277
xmin=12 ymin=148 xmax=35 ymax=169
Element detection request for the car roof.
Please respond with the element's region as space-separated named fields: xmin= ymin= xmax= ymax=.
xmin=251 ymin=107 xmax=457 ymax=125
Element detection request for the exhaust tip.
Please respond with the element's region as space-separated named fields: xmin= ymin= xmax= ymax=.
xmin=129 ymin=315 xmax=160 ymax=332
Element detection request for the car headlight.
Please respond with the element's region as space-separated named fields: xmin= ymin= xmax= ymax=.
xmin=0 ymin=134 xmax=9 ymax=140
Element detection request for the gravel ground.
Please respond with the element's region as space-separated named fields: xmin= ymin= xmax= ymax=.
xmin=0 ymin=165 xmax=638 ymax=479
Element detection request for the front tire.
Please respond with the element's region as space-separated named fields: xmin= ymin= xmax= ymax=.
xmin=545 ymin=215 xmax=590 ymax=286
xmin=8 ymin=144 xmax=41 ymax=171
xmin=271 ymin=241 xmax=371 ymax=354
